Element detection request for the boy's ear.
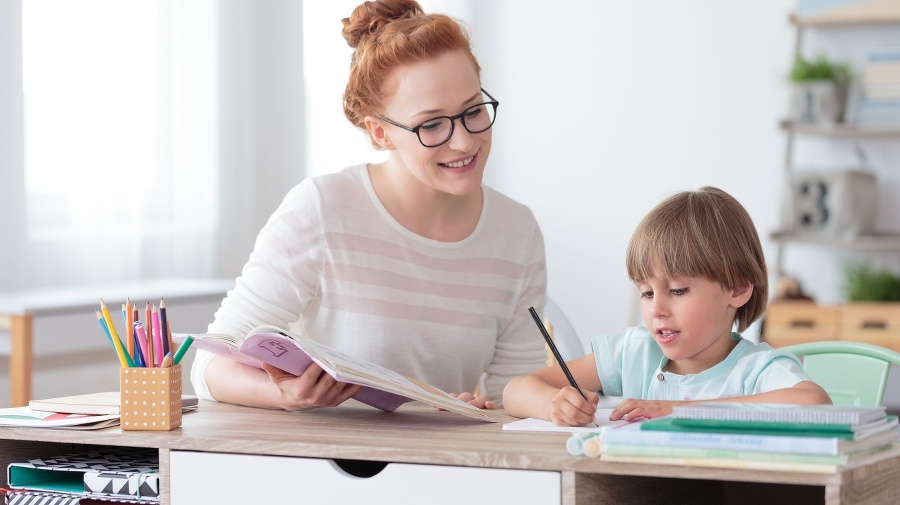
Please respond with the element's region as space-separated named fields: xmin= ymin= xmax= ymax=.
xmin=364 ymin=116 xmax=396 ymax=150
xmin=729 ymin=282 xmax=754 ymax=308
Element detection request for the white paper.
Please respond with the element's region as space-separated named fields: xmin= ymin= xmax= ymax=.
xmin=502 ymin=409 xmax=630 ymax=433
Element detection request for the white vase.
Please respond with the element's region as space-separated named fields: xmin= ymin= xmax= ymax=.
xmin=790 ymin=80 xmax=847 ymax=124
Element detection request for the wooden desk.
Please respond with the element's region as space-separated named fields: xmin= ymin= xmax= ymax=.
xmin=1 ymin=401 xmax=899 ymax=505
xmin=0 ymin=278 xmax=232 ymax=406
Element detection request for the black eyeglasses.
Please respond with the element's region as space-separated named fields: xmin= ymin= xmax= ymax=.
xmin=378 ymin=88 xmax=499 ymax=148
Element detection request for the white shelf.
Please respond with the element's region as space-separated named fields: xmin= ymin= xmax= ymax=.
xmin=781 ymin=121 xmax=900 ymax=138
xmin=770 ymin=232 xmax=900 ymax=251
xmin=791 ymin=0 xmax=900 ymax=26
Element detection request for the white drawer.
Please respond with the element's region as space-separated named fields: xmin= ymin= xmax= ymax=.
xmin=169 ymin=451 xmax=560 ymax=504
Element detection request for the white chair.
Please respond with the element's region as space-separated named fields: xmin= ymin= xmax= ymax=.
xmin=545 ymin=297 xmax=622 ymax=407
xmin=544 ymin=297 xmax=585 ymax=361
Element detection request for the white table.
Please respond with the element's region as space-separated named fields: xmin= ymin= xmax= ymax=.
xmin=0 ymin=278 xmax=232 ymax=406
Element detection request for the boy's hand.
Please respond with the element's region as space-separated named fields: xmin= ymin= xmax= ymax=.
xmin=550 ymin=386 xmax=600 ymax=426
xmin=610 ymin=398 xmax=679 ymax=421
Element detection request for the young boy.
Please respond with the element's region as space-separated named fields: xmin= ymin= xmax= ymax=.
xmin=503 ymin=187 xmax=831 ymax=426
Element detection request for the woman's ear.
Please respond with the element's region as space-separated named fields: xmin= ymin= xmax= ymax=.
xmin=364 ymin=116 xmax=395 ymax=150
xmin=729 ymin=282 xmax=754 ymax=308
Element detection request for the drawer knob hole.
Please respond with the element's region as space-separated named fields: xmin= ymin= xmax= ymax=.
xmin=332 ymin=459 xmax=389 ymax=478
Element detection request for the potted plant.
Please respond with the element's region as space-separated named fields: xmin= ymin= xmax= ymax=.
xmin=843 ymin=263 xmax=900 ymax=302
xmin=788 ymin=54 xmax=852 ymax=124
xmin=840 ymin=263 xmax=900 ymax=351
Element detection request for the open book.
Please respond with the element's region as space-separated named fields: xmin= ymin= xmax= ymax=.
xmin=173 ymin=325 xmax=496 ymax=422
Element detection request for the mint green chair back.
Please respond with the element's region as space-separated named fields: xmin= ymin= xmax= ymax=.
xmin=781 ymin=341 xmax=900 ymax=407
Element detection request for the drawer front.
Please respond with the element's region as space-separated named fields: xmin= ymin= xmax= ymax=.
xmin=839 ymin=303 xmax=900 ymax=350
xmin=764 ymin=302 xmax=838 ymax=346
xmin=169 ymin=451 xmax=561 ymax=504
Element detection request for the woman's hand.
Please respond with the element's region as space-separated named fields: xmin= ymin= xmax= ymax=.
xmin=610 ymin=398 xmax=679 ymax=421
xmin=262 ymin=362 xmax=362 ymax=411
xmin=450 ymin=392 xmax=497 ymax=410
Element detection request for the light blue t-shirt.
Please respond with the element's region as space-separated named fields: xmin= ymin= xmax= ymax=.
xmin=591 ymin=326 xmax=811 ymax=401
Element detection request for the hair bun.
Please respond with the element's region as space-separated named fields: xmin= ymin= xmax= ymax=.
xmin=342 ymin=0 xmax=424 ymax=48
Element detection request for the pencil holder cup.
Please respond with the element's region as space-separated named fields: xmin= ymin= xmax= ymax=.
xmin=119 ymin=365 xmax=183 ymax=431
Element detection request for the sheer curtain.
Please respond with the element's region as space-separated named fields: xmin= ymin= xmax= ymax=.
xmin=1 ymin=0 xmax=476 ymax=291
xmin=11 ymin=0 xmax=219 ymax=289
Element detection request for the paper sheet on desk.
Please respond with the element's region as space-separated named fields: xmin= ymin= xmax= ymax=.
xmin=502 ymin=409 xmax=632 ymax=433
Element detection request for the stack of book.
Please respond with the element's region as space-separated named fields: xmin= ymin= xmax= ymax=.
xmin=597 ymin=403 xmax=900 ymax=473
xmin=856 ymin=47 xmax=900 ymax=127
xmin=5 ymin=448 xmax=160 ymax=504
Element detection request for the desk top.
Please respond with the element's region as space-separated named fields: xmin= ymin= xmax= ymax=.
xmin=2 ymin=400 xmax=897 ymax=488
xmin=0 ymin=278 xmax=233 ymax=314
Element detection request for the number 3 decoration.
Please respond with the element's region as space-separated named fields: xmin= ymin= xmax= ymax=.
xmin=780 ymin=171 xmax=878 ymax=238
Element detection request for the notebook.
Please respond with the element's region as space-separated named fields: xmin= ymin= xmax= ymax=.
xmin=672 ymin=403 xmax=886 ymax=425
xmin=29 ymin=392 xmax=199 ymax=416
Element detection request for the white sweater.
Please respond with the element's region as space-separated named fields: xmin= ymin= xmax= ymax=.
xmin=191 ymin=164 xmax=547 ymax=404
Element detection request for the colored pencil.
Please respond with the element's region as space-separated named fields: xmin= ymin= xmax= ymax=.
xmin=125 ymin=297 xmax=134 ymax=361
xmin=152 ymin=304 xmax=163 ymax=367
xmin=134 ymin=321 xmax=151 ymax=367
xmin=99 ymin=299 xmax=135 ymax=367
xmin=145 ymin=301 xmax=154 ymax=366
xmin=173 ymin=336 xmax=194 ymax=365
xmin=159 ymin=298 xmax=170 ymax=356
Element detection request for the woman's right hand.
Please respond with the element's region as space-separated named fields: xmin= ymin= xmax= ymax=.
xmin=262 ymin=362 xmax=363 ymax=411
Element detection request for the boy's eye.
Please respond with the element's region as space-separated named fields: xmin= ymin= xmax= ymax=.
xmin=640 ymin=290 xmax=654 ymax=299
xmin=670 ymin=288 xmax=688 ymax=296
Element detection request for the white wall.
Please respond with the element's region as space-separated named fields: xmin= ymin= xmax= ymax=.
xmin=473 ymin=1 xmax=791 ymax=346
xmin=220 ymin=0 xmax=900 ymax=349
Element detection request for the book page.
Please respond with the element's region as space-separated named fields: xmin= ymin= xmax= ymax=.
xmin=242 ymin=329 xmax=494 ymax=421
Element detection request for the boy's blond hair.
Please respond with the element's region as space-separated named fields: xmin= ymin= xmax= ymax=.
xmin=625 ymin=187 xmax=767 ymax=332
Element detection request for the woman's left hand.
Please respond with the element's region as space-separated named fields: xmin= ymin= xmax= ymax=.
xmin=450 ymin=392 xmax=497 ymax=410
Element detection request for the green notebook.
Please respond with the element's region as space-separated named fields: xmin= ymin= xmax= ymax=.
xmin=640 ymin=415 xmax=898 ymax=440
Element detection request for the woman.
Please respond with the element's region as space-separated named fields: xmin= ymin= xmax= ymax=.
xmin=191 ymin=0 xmax=547 ymax=411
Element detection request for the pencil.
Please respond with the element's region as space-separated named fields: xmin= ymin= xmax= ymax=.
xmin=160 ymin=352 xmax=173 ymax=368
xmin=152 ymin=304 xmax=163 ymax=367
xmin=528 ymin=306 xmax=588 ymax=401
xmin=145 ymin=301 xmax=154 ymax=367
xmin=125 ymin=298 xmax=134 ymax=361
xmin=99 ymin=299 xmax=135 ymax=367
xmin=159 ymin=298 xmax=170 ymax=356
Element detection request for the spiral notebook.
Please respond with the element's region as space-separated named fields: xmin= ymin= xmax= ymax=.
xmin=672 ymin=403 xmax=886 ymax=426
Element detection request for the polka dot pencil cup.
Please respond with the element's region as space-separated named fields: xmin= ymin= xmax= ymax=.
xmin=120 ymin=365 xmax=183 ymax=431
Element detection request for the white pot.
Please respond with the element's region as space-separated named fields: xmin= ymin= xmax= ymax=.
xmin=789 ymin=80 xmax=847 ymax=124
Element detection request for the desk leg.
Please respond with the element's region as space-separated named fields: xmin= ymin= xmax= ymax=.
xmin=159 ymin=448 xmax=170 ymax=505
xmin=10 ymin=314 xmax=33 ymax=407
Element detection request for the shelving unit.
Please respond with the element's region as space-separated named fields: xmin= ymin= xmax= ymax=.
xmin=771 ymin=0 xmax=900 ymax=278
xmin=765 ymin=1 xmax=900 ymax=349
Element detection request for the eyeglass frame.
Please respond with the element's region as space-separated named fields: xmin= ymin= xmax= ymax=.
xmin=376 ymin=88 xmax=499 ymax=148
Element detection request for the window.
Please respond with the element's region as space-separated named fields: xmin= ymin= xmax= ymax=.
xmin=22 ymin=0 xmax=218 ymax=243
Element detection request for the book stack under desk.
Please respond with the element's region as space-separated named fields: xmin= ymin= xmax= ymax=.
xmin=596 ymin=403 xmax=900 ymax=473
xmin=5 ymin=448 xmax=160 ymax=504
